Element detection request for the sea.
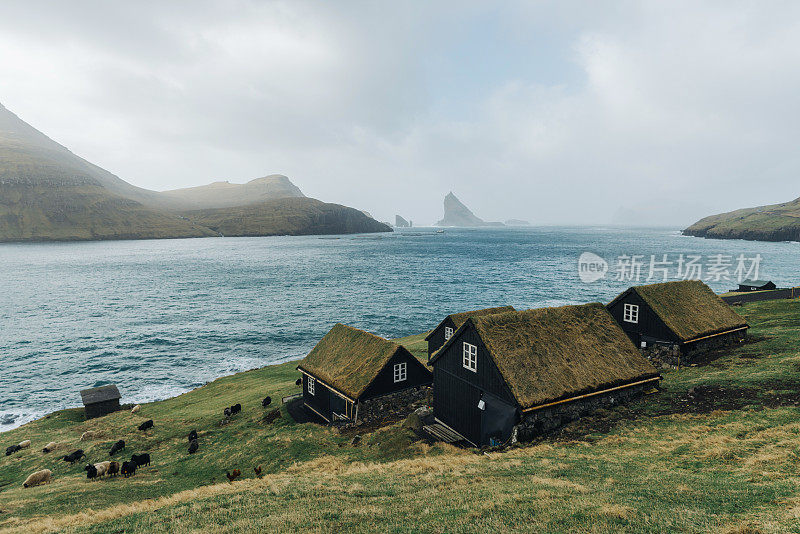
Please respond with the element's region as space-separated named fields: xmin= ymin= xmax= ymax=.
xmin=1 ymin=226 xmax=798 ymax=431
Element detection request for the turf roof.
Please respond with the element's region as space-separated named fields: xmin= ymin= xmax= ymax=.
xmin=619 ymin=280 xmax=748 ymax=342
xmin=297 ymin=324 xmax=411 ymax=400
xmin=445 ymin=304 xmax=660 ymax=410
xmin=425 ymin=306 xmax=515 ymax=340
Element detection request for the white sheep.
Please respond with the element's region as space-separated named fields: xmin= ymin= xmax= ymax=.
xmin=131 ymin=405 xmax=140 ymax=414
xmin=42 ymin=441 xmax=59 ymax=453
xmin=80 ymin=431 xmax=98 ymax=441
xmin=23 ymin=469 xmax=52 ymax=488
xmin=18 ymin=440 xmax=31 ymax=449
xmin=94 ymin=461 xmax=110 ymax=478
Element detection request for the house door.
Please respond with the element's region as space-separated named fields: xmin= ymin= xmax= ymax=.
xmin=433 ymin=370 xmax=482 ymax=446
xmin=480 ymin=392 xmax=517 ymax=447
xmin=330 ymin=393 xmax=347 ymax=421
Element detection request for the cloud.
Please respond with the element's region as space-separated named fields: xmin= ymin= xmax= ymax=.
xmin=0 ymin=1 xmax=798 ymax=226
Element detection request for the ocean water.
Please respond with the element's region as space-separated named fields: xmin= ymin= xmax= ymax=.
xmin=1 ymin=227 xmax=798 ymax=431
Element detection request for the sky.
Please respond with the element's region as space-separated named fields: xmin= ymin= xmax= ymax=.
xmin=0 ymin=1 xmax=799 ymax=226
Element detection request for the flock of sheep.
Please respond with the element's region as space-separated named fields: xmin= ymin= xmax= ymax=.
xmin=8 ymin=395 xmax=277 ymax=490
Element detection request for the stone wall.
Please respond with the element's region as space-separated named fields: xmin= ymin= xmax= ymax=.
xmin=335 ymin=386 xmax=431 ymax=429
xmin=513 ymin=382 xmax=653 ymax=443
xmin=641 ymin=330 xmax=747 ymax=368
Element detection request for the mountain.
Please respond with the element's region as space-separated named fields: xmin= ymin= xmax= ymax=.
xmin=159 ymin=175 xmax=304 ymax=210
xmin=395 ymin=215 xmax=410 ymax=228
xmin=683 ymin=197 xmax=800 ymax=242
xmin=0 ymin=103 xmax=213 ymax=241
xmin=183 ymin=197 xmax=391 ymax=237
xmin=435 ymin=192 xmax=503 ymax=227
xmin=0 ymin=103 xmax=390 ymax=241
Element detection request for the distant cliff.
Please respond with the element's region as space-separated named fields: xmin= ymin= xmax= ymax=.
xmin=435 ymin=192 xmax=503 ymax=227
xmin=683 ymin=197 xmax=800 ymax=242
xmin=395 ymin=215 xmax=411 ymax=228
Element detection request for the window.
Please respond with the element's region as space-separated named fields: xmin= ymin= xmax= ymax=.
xmin=444 ymin=326 xmax=454 ymax=340
xmin=463 ymin=342 xmax=477 ymax=372
xmin=624 ymin=304 xmax=639 ymax=323
xmin=307 ymin=376 xmax=315 ymax=395
xmin=393 ymin=362 xmax=407 ymax=383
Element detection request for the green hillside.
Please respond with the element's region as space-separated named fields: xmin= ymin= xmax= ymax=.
xmin=684 ymin=197 xmax=800 ymax=242
xmin=159 ymin=174 xmax=305 ymax=210
xmin=1 ymin=300 xmax=800 ymax=532
xmin=182 ymin=197 xmax=392 ymax=237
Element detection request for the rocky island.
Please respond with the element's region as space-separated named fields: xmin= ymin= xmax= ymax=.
xmin=683 ymin=196 xmax=800 ymax=242
xmin=435 ymin=192 xmax=504 ymax=227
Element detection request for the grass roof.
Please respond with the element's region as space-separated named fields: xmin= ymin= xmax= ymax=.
xmin=469 ymin=304 xmax=659 ymax=410
xmin=628 ymin=280 xmax=748 ymax=342
xmin=297 ymin=324 xmax=408 ymax=400
xmin=425 ymin=306 xmax=514 ymax=340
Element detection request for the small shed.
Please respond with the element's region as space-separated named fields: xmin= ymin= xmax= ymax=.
xmin=80 ymin=385 xmax=121 ymax=419
xmin=429 ymin=304 xmax=659 ymax=447
xmin=607 ymin=280 xmax=749 ymax=363
xmin=737 ymin=280 xmax=776 ymax=292
xmin=297 ymin=324 xmax=432 ymax=424
xmin=425 ymin=306 xmax=515 ymax=362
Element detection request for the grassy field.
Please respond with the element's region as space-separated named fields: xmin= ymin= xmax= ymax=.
xmin=1 ymin=300 xmax=800 ymax=532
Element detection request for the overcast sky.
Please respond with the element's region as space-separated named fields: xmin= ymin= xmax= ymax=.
xmin=1 ymin=1 xmax=799 ymax=226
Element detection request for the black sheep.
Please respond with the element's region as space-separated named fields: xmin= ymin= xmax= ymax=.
xmin=262 ymin=396 xmax=272 ymax=408
xmin=131 ymin=453 xmax=151 ymax=467
xmin=109 ymin=439 xmax=125 ymax=456
xmin=63 ymin=449 xmax=85 ymax=464
xmin=188 ymin=439 xmax=199 ymax=454
xmin=5 ymin=445 xmax=21 ymax=456
xmin=187 ymin=430 xmax=198 ymax=442
xmin=121 ymin=461 xmax=137 ymax=478
xmin=231 ymin=403 xmax=241 ymax=414
xmin=84 ymin=464 xmax=99 ymax=480
xmin=138 ymin=419 xmax=154 ymax=431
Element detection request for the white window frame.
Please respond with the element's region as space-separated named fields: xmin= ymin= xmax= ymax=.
xmin=393 ymin=362 xmax=407 ymax=383
xmin=462 ymin=342 xmax=477 ymax=372
xmin=444 ymin=326 xmax=454 ymax=340
xmin=307 ymin=376 xmax=315 ymax=395
xmin=623 ymin=303 xmax=639 ymax=324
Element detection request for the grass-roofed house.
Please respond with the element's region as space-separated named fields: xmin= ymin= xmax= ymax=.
xmin=425 ymin=306 xmax=515 ymax=362
xmin=297 ymin=324 xmax=432 ymax=424
xmin=607 ymin=280 xmax=749 ymax=365
xmin=80 ymin=384 xmax=121 ymax=419
xmin=737 ymin=279 xmax=777 ymax=292
xmin=428 ymin=304 xmax=660 ymax=447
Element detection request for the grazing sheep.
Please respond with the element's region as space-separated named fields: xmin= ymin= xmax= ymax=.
xmin=121 ymin=461 xmax=137 ymax=477
xmin=254 ymin=465 xmax=262 ymax=477
xmin=42 ymin=441 xmax=59 ymax=453
xmin=107 ymin=461 xmax=120 ymax=477
xmin=187 ymin=430 xmax=198 ymax=442
xmin=5 ymin=445 xmax=21 ymax=456
xmin=223 ymin=407 xmax=231 ymax=418
xmin=109 ymin=439 xmax=125 ymax=456
xmin=84 ymin=464 xmax=100 ymax=481
xmin=231 ymin=403 xmax=242 ymax=415
xmin=131 ymin=453 xmax=151 ymax=467
xmin=262 ymin=396 xmax=272 ymax=408
xmin=96 ymin=461 xmax=111 ymax=475
xmin=188 ymin=439 xmax=198 ymax=454
xmin=18 ymin=440 xmax=31 ymax=449
xmin=225 ymin=469 xmax=241 ymax=483
xmin=138 ymin=420 xmax=154 ymax=431
xmin=80 ymin=431 xmax=98 ymax=441
xmin=23 ymin=469 xmax=52 ymax=488
xmin=63 ymin=449 xmax=85 ymax=464
xmin=131 ymin=404 xmax=140 ymax=414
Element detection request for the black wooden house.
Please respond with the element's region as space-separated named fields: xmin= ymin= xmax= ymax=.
xmin=297 ymin=324 xmax=432 ymax=423
xmin=607 ymin=280 xmax=749 ymax=360
xmin=425 ymin=306 xmax=514 ymax=362
xmin=80 ymin=384 xmax=122 ymax=419
xmin=429 ymin=304 xmax=659 ymax=447
xmin=737 ymin=280 xmax=776 ymax=292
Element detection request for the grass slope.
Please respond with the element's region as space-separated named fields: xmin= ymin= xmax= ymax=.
xmin=684 ymin=197 xmax=800 ymax=242
xmin=182 ymin=197 xmax=392 ymax=237
xmin=2 ymin=301 xmax=800 ymax=532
